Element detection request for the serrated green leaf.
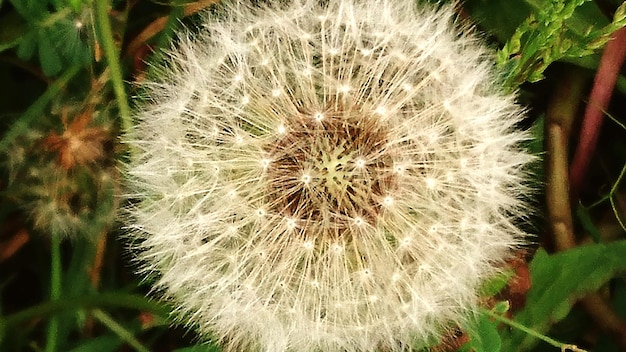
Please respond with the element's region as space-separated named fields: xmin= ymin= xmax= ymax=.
xmin=467 ymin=0 xmax=619 ymax=88
xmin=615 ymin=2 xmax=626 ymax=22
xmin=527 ymin=70 xmax=545 ymax=83
xmin=500 ymin=241 xmax=626 ymax=351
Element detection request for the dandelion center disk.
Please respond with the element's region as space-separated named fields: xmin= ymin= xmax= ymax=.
xmin=265 ymin=105 xmax=396 ymax=233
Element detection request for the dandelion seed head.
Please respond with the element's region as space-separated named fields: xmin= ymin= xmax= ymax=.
xmin=125 ymin=0 xmax=534 ymax=351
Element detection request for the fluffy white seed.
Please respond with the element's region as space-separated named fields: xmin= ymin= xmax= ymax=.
xmin=125 ymin=0 xmax=534 ymax=351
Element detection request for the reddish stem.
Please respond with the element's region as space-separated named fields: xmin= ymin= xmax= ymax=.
xmin=569 ymin=27 xmax=626 ymax=199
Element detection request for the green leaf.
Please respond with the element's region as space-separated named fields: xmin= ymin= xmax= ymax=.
xmin=492 ymin=301 xmax=511 ymax=315
xmin=8 ymin=2 xmax=92 ymax=76
xmin=479 ymin=270 xmax=514 ymax=296
xmin=68 ymin=0 xmax=84 ymax=12
xmin=462 ymin=312 xmax=502 ymax=352
xmin=500 ymin=241 xmax=626 ymax=351
xmin=8 ymin=0 xmax=48 ymax=21
xmin=37 ymin=30 xmax=63 ymax=76
xmin=16 ymin=32 xmax=36 ymax=60
xmin=50 ymin=20 xmax=93 ymax=68
xmin=67 ymin=335 xmax=122 ymax=352
xmin=466 ymin=0 xmax=622 ymax=88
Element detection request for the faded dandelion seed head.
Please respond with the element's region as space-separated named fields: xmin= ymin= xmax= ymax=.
xmin=125 ymin=0 xmax=534 ymax=351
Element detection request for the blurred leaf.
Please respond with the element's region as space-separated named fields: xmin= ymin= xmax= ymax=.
xmin=68 ymin=0 xmax=84 ymax=12
xmin=0 ymin=11 xmax=27 ymax=53
xmin=461 ymin=310 xmax=502 ymax=352
xmin=38 ymin=31 xmax=63 ymax=76
xmin=7 ymin=0 xmax=47 ymax=21
xmin=8 ymin=0 xmax=92 ymax=77
xmin=480 ymin=270 xmax=514 ymax=296
xmin=67 ymin=334 xmax=122 ymax=352
xmin=16 ymin=32 xmax=37 ymax=60
xmin=500 ymin=241 xmax=626 ymax=351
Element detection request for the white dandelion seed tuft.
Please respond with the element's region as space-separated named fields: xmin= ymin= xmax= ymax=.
xmin=125 ymin=0 xmax=534 ymax=351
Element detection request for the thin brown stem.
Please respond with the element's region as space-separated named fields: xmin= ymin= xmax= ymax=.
xmin=125 ymin=0 xmax=220 ymax=60
xmin=545 ymin=69 xmax=586 ymax=249
xmin=0 ymin=229 xmax=29 ymax=263
xmin=89 ymin=232 xmax=108 ymax=289
xmin=545 ymin=67 xmax=626 ymax=349
xmin=580 ymin=294 xmax=626 ymax=347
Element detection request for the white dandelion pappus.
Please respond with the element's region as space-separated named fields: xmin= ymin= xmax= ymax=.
xmin=125 ymin=0 xmax=534 ymax=351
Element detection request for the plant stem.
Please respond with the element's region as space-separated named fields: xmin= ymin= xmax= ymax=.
xmin=92 ymin=309 xmax=150 ymax=352
xmin=125 ymin=0 xmax=219 ymax=60
xmin=45 ymin=234 xmax=62 ymax=352
xmin=545 ymin=68 xmax=586 ymax=249
xmin=545 ymin=65 xmax=626 ymax=349
xmin=569 ymin=26 xmax=626 ymax=199
xmin=482 ymin=309 xmax=587 ymax=352
xmin=94 ymin=0 xmax=132 ymax=135
xmin=0 ymin=293 xmax=170 ymax=329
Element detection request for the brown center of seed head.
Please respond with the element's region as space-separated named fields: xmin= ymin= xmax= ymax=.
xmin=264 ymin=103 xmax=398 ymax=235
